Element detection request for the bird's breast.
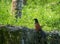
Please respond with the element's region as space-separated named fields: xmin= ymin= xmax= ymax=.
xmin=35 ymin=23 xmax=41 ymax=31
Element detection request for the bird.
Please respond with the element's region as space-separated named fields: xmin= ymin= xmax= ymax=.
xmin=34 ymin=18 xmax=42 ymax=31
xmin=34 ymin=18 xmax=47 ymax=44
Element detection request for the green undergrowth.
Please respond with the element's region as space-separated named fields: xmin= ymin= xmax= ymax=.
xmin=0 ymin=0 xmax=60 ymax=31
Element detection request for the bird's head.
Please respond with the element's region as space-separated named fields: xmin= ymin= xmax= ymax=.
xmin=34 ymin=18 xmax=38 ymax=23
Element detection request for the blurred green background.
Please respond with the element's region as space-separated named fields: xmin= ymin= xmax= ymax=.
xmin=0 ymin=0 xmax=60 ymax=31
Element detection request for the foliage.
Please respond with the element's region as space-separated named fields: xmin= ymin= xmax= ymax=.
xmin=0 ymin=0 xmax=60 ymax=31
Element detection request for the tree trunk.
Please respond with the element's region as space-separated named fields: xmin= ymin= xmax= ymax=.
xmin=12 ymin=0 xmax=17 ymax=14
xmin=12 ymin=0 xmax=23 ymax=18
